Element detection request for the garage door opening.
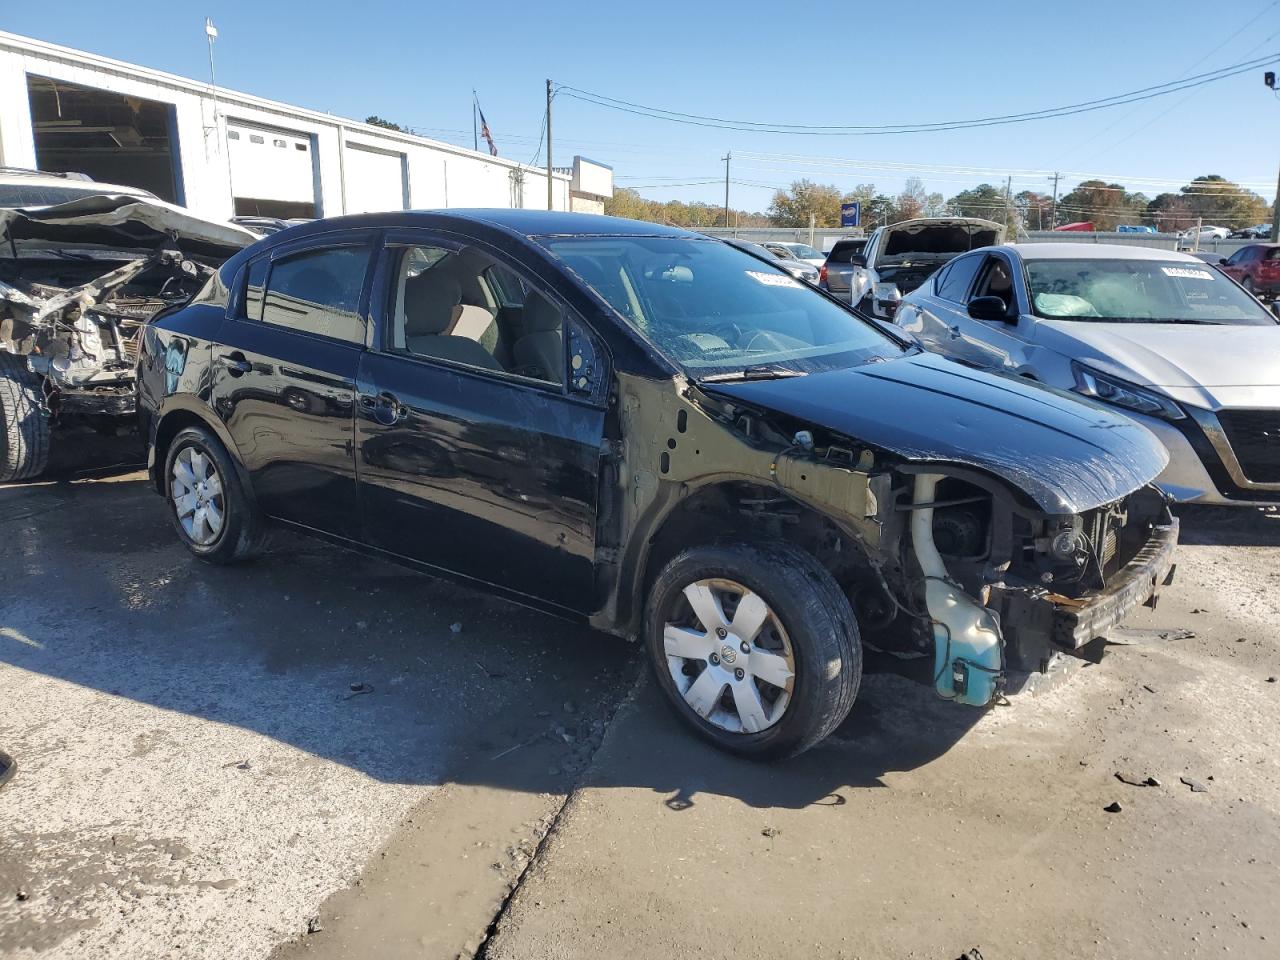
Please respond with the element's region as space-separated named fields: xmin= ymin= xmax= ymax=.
xmin=228 ymin=121 xmax=319 ymax=220
xmin=26 ymin=74 xmax=183 ymax=203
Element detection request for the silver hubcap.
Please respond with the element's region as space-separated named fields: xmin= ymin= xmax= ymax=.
xmin=663 ymin=578 xmax=795 ymax=734
xmin=171 ymin=446 xmax=225 ymax=546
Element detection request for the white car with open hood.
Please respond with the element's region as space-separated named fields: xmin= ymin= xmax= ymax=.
xmin=895 ymin=242 xmax=1280 ymax=506
xmin=844 ymin=217 xmax=1004 ymax=320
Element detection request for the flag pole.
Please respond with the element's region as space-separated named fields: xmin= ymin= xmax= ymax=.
xmin=472 ymin=90 xmax=478 ymax=152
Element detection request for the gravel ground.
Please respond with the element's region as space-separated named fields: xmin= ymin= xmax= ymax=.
xmin=2 ymin=454 xmax=1278 ymax=960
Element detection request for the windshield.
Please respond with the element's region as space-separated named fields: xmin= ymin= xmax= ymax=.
xmin=0 ymin=182 xmax=153 ymax=208
xmin=539 ymin=236 xmax=904 ymax=376
xmin=782 ymin=243 xmax=822 ymax=259
xmin=1025 ymin=258 xmax=1277 ymax=325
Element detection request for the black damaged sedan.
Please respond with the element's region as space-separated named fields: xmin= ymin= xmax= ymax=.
xmin=138 ymin=211 xmax=1177 ymax=758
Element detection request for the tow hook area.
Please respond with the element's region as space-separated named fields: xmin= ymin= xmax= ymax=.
xmin=911 ymin=474 xmax=1004 ymax=706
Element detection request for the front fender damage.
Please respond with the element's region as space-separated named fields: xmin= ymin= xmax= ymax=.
xmin=597 ymin=371 xmax=1179 ymax=709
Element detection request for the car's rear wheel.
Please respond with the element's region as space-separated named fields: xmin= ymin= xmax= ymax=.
xmin=0 ymin=353 xmax=50 ymax=483
xmin=165 ymin=425 xmax=263 ymax=563
xmin=645 ymin=541 xmax=861 ymax=759
xmin=1242 ymin=275 xmax=1255 ymax=294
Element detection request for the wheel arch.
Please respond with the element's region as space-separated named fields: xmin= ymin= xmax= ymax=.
xmin=607 ymin=478 xmax=886 ymax=640
xmin=150 ymin=401 xmax=254 ymax=506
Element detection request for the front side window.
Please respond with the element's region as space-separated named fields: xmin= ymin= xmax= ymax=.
xmin=262 ymin=246 xmax=369 ymax=343
xmin=388 ymin=244 xmax=564 ymax=385
xmin=1025 ymin=258 xmax=1278 ymax=325
xmin=539 ymin=235 xmax=902 ymax=378
xmin=970 ymin=257 xmax=1016 ymax=313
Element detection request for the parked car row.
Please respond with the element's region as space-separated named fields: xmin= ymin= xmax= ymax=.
xmin=133 ymin=209 xmax=1179 ymax=759
xmin=894 ymin=242 xmax=1280 ymax=508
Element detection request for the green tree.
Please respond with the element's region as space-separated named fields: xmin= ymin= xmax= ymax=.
xmin=946 ymin=183 xmax=1007 ymax=221
xmin=768 ymin=179 xmax=846 ymax=227
xmin=364 ymin=115 xmax=406 ymax=132
xmin=1055 ymin=180 xmax=1147 ymax=231
xmin=1179 ymin=175 xmax=1269 ymax=228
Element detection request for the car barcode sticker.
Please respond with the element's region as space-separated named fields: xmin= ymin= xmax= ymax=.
xmin=746 ymin=271 xmax=802 ymax=288
xmin=1161 ymin=266 xmax=1214 ymax=280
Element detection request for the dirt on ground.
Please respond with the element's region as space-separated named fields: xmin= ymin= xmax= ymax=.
xmin=2 ymin=455 xmax=1278 ymax=960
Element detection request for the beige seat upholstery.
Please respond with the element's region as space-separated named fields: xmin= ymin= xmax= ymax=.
xmin=512 ymin=290 xmax=563 ymax=383
xmin=403 ymin=268 xmax=502 ymax=370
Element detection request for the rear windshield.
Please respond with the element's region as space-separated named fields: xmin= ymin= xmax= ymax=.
xmin=825 ymin=239 xmax=866 ymax=264
xmin=540 ymin=235 xmax=903 ymax=376
xmin=1025 ymin=258 xmax=1277 ymax=325
xmin=781 ymin=243 xmax=822 ymax=260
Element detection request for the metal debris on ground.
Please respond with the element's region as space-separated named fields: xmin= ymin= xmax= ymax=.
xmin=1115 ymin=771 xmax=1160 ymax=787
xmin=761 ymin=826 xmax=780 ymax=837
xmin=344 ymin=682 xmax=374 ymax=700
xmin=1180 ymin=776 xmax=1209 ymax=793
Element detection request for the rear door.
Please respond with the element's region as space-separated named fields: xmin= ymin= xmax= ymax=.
xmin=354 ymin=231 xmax=609 ymax=614
xmin=211 ymin=234 xmax=374 ymax=539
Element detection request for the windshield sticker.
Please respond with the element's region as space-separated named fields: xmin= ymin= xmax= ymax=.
xmin=746 ymin=270 xmax=802 ymax=288
xmin=1161 ymin=266 xmax=1214 ymax=280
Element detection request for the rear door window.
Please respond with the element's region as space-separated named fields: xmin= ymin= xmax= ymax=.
xmin=262 ymin=247 xmax=370 ymax=344
xmin=936 ymin=253 xmax=983 ymax=302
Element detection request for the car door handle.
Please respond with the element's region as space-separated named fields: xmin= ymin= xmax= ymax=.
xmin=219 ymin=352 xmax=252 ymax=375
xmin=359 ymin=391 xmax=409 ymax=425
xmin=947 ymin=325 xmax=962 ymax=338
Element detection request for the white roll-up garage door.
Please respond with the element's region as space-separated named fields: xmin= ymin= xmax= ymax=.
xmin=227 ymin=121 xmax=317 ymax=218
xmin=344 ymin=143 xmax=407 ymax=215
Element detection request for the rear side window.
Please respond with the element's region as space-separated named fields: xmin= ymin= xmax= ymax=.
xmin=244 ymin=258 xmax=269 ymax=320
xmin=937 ymin=254 xmax=984 ymax=302
xmin=262 ymin=247 xmax=369 ymax=343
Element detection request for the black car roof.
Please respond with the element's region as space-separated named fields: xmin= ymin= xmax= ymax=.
xmin=258 ymin=209 xmax=698 ymax=243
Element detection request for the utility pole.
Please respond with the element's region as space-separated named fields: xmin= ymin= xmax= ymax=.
xmin=1049 ymin=171 xmax=1062 ymax=229
xmin=546 ymin=79 xmax=553 ymax=211
xmin=1004 ymin=176 xmax=1013 ymax=233
xmin=722 ymin=151 xmax=732 ymax=228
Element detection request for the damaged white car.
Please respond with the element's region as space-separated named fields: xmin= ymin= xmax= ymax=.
xmin=846 ymin=217 xmax=1004 ymax=320
xmin=0 ymin=183 xmax=254 ymax=481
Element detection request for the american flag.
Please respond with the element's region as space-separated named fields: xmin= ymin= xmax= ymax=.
xmin=477 ymin=103 xmax=498 ymax=157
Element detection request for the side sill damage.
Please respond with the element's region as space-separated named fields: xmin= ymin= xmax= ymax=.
xmin=911 ymin=474 xmax=1004 ymax=706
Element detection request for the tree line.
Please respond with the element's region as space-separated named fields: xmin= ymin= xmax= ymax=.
xmin=761 ymin=174 xmax=1272 ymax=233
xmin=605 ymin=174 xmax=1273 ymax=234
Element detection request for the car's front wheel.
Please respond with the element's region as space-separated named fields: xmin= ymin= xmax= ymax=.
xmin=645 ymin=541 xmax=861 ymax=759
xmin=165 ymin=425 xmax=264 ymax=563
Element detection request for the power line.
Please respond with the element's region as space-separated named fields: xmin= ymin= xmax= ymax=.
xmin=555 ymin=53 xmax=1279 ymax=136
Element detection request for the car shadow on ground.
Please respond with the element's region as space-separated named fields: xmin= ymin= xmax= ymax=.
xmin=0 ymin=457 xmax=982 ymax=811
xmin=1174 ymin=504 xmax=1280 ymax=547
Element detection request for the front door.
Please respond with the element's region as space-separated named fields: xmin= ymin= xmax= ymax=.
xmin=211 ymin=237 xmax=374 ymax=539
xmin=355 ymin=236 xmax=608 ymax=613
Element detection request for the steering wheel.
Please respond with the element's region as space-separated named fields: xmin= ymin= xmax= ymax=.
xmin=706 ymin=320 xmax=742 ymax=346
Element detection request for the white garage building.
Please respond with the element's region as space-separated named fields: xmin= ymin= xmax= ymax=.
xmin=0 ymin=30 xmax=611 ymax=222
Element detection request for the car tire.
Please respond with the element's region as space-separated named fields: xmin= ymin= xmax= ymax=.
xmin=0 ymin=353 xmax=50 ymax=483
xmin=645 ymin=541 xmax=861 ymax=759
xmin=1242 ymin=276 xmax=1254 ymax=294
xmin=164 ymin=425 xmax=264 ymax=563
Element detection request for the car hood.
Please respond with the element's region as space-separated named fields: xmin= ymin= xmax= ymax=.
xmin=1033 ymin=318 xmax=1280 ymax=389
xmin=875 ymin=217 xmax=1005 ymax=267
xmin=0 ymin=194 xmax=257 ymax=261
xmin=703 ymin=352 xmax=1167 ymax=515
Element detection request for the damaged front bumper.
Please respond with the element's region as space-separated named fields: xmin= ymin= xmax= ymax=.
xmin=990 ymin=513 xmax=1179 ymax=671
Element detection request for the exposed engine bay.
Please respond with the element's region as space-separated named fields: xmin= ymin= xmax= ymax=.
xmin=0 ymin=194 xmax=253 ymax=480
xmin=1 ymin=248 xmax=210 ymax=418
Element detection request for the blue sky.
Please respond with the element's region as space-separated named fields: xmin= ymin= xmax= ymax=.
xmin=4 ymin=0 xmax=1279 ymax=211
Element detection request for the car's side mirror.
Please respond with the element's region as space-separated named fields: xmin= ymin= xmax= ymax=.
xmin=1219 ymin=258 xmax=1228 ymax=266
xmin=968 ymin=295 xmax=1011 ymax=322
xmin=848 ymin=253 xmax=867 ymax=268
